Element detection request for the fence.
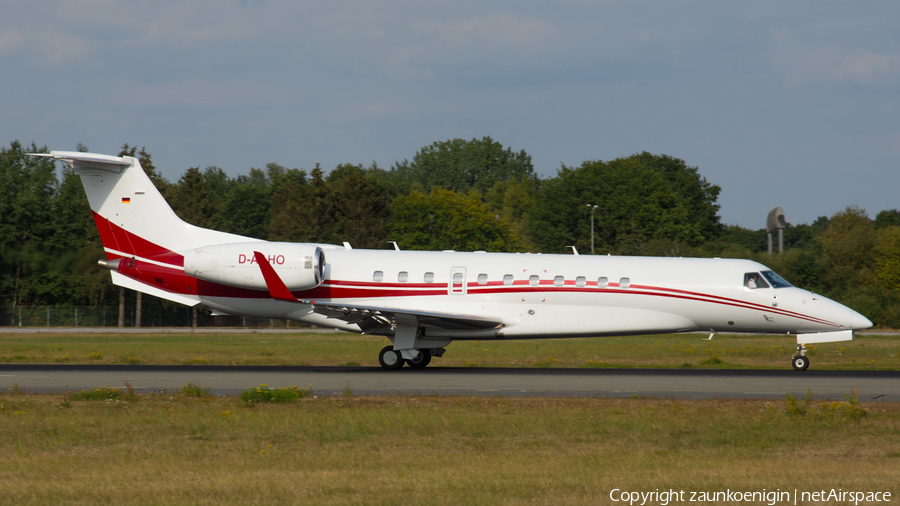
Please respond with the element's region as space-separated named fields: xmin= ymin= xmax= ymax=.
xmin=1 ymin=306 xmax=308 ymax=329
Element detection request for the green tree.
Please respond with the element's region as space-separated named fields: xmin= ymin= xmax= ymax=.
xmin=267 ymin=168 xmax=311 ymax=242
xmin=876 ymin=225 xmax=900 ymax=326
xmin=389 ymin=189 xmax=520 ymax=252
xmin=818 ymin=206 xmax=876 ymax=296
xmin=633 ymin=152 xmax=721 ymax=241
xmin=0 ymin=141 xmax=60 ymax=307
xmin=392 ymin=137 xmax=536 ymax=195
xmin=783 ymin=217 xmax=829 ymax=252
xmin=172 ymin=167 xmax=227 ymax=230
xmin=304 ymin=164 xmax=332 ymax=242
xmin=222 ymin=168 xmax=271 ymax=239
xmin=530 ymin=153 xmax=721 ymax=254
xmin=874 ymin=209 xmax=900 ymax=230
xmin=323 ymin=163 xmax=394 ymax=248
xmin=718 ymin=225 xmax=767 ymax=253
xmin=875 ymin=226 xmax=900 ymax=301
xmin=484 ymin=178 xmax=538 ymax=250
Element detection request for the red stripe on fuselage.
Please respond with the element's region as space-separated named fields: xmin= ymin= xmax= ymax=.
xmin=629 ymin=284 xmax=837 ymax=326
xmin=87 ymin=218 xmax=838 ymax=327
xmin=113 ymin=266 xmax=841 ymax=328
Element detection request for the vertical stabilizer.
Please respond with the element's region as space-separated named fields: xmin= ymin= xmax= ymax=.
xmin=35 ymin=151 xmax=258 ymax=267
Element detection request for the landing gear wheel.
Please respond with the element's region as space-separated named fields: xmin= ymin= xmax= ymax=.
xmin=792 ymin=355 xmax=810 ymax=371
xmin=378 ymin=346 xmax=404 ymax=370
xmin=406 ymin=350 xmax=432 ymax=369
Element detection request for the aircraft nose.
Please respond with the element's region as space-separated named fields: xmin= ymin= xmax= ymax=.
xmin=818 ymin=294 xmax=873 ymax=330
xmin=837 ymin=304 xmax=873 ymax=330
xmin=849 ymin=311 xmax=873 ymax=330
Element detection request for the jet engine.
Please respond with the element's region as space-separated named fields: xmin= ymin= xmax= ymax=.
xmin=183 ymin=242 xmax=325 ymax=291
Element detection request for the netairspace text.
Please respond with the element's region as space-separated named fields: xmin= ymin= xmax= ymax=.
xmin=608 ymin=488 xmax=892 ymax=506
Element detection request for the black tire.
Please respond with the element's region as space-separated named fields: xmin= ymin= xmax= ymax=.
xmin=378 ymin=346 xmax=404 ymax=370
xmin=792 ymin=356 xmax=810 ymax=371
xmin=406 ymin=350 xmax=432 ymax=369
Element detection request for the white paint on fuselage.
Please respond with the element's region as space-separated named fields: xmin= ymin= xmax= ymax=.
xmin=199 ymin=248 xmax=870 ymax=339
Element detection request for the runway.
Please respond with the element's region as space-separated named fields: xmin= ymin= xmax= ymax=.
xmin=2 ymin=365 xmax=898 ymax=401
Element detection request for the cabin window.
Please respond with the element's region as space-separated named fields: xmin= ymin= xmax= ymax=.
xmin=554 ymin=275 xmax=565 ymax=286
xmin=503 ymin=274 xmax=514 ymax=285
xmin=761 ymin=270 xmax=792 ymax=288
xmin=373 ymin=271 xmax=384 ymax=282
xmin=619 ymin=277 xmax=630 ymax=288
xmin=597 ymin=277 xmax=608 ymax=287
xmin=744 ymin=272 xmax=770 ymax=289
xmin=477 ymin=273 xmax=488 ymax=285
xmin=398 ymin=271 xmax=408 ymax=282
xmin=424 ymin=272 xmax=434 ymax=283
xmin=576 ymin=276 xmax=586 ymax=287
xmin=453 ymin=272 xmax=464 ymax=284
xmin=529 ymin=275 xmax=540 ymax=286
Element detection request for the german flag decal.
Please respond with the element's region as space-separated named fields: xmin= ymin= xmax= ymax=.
xmin=122 ymin=197 xmax=131 ymax=203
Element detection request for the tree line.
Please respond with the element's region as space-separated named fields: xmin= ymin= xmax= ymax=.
xmin=2 ymin=138 xmax=899 ymax=327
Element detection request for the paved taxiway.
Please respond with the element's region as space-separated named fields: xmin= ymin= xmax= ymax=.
xmin=1 ymin=365 xmax=897 ymax=401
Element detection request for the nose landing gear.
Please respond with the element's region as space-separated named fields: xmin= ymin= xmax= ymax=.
xmin=791 ymin=344 xmax=810 ymax=371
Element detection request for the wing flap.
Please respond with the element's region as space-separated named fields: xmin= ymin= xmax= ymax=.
xmin=303 ymin=300 xmax=503 ymax=332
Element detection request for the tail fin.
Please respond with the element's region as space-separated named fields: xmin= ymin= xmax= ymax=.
xmin=37 ymin=151 xmax=259 ymax=267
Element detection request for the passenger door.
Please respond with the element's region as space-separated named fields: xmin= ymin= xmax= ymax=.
xmin=449 ymin=266 xmax=467 ymax=295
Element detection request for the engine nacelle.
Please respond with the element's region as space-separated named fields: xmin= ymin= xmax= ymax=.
xmin=183 ymin=242 xmax=325 ymax=291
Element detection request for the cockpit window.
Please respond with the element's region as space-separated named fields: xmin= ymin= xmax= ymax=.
xmin=744 ymin=272 xmax=770 ymax=289
xmin=761 ymin=270 xmax=792 ymax=288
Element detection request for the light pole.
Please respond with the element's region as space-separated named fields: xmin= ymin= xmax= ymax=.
xmin=586 ymin=204 xmax=598 ymax=254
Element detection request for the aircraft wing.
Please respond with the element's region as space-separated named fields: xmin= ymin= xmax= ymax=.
xmin=251 ymin=251 xmax=503 ymax=334
xmin=301 ymin=299 xmax=503 ymax=334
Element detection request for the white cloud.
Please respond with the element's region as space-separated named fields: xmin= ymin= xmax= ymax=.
xmin=33 ymin=31 xmax=91 ymax=65
xmin=118 ymin=79 xmax=294 ymax=108
xmin=772 ymin=32 xmax=900 ymax=87
xmin=868 ymin=132 xmax=900 ymax=158
xmin=0 ymin=30 xmax=24 ymax=56
xmin=406 ymin=12 xmax=564 ymax=68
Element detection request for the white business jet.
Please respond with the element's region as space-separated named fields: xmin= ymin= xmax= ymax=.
xmin=32 ymin=151 xmax=872 ymax=370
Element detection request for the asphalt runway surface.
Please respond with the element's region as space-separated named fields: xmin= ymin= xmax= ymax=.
xmin=2 ymin=365 xmax=898 ymax=401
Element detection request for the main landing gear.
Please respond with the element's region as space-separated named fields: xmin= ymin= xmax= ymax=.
xmin=378 ymin=346 xmax=439 ymax=370
xmin=791 ymin=344 xmax=810 ymax=371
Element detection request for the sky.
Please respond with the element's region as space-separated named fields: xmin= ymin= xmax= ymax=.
xmin=2 ymin=0 xmax=899 ymax=229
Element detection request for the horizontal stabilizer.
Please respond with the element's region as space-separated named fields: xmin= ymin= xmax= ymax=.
xmin=29 ymin=151 xmax=131 ymax=173
xmin=110 ymin=271 xmax=201 ymax=307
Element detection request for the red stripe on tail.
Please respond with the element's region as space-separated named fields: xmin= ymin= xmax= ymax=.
xmin=91 ymin=211 xmax=184 ymax=267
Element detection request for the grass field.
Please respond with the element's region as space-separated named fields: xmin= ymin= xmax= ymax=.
xmin=1 ymin=389 xmax=898 ymax=505
xmin=3 ymin=333 xmax=898 ymax=504
xmin=0 ymin=331 xmax=898 ymax=369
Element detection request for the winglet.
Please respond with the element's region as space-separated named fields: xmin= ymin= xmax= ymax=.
xmin=253 ymin=251 xmax=298 ymax=302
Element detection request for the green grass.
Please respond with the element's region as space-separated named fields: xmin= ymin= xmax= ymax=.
xmin=240 ymin=383 xmax=312 ymax=404
xmin=1 ymin=391 xmax=898 ymax=505
xmin=0 ymin=331 xmax=898 ymax=369
xmin=68 ymin=385 xmax=126 ymax=401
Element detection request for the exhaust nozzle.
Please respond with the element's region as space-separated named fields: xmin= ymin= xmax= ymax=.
xmin=98 ymin=259 xmax=119 ymax=272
